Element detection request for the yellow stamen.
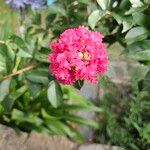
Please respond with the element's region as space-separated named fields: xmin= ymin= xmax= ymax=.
xmin=83 ymin=52 xmax=91 ymax=60
xmin=78 ymin=52 xmax=84 ymax=59
xmin=78 ymin=52 xmax=91 ymax=61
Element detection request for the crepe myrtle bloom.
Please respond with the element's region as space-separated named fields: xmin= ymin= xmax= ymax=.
xmin=5 ymin=0 xmax=55 ymax=10
xmin=48 ymin=26 xmax=109 ymax=85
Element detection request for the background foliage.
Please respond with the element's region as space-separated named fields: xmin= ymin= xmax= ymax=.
xmin=0 ymin=0 xmax=150 ymax=149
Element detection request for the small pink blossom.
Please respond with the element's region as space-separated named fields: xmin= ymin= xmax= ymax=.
xmin=48 ymin=26 xmax=109 ymax=85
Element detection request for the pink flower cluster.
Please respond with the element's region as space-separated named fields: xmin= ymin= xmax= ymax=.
xmin=48 ymin=26 xmax=109 ymax=85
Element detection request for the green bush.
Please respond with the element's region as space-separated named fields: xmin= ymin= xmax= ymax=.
xmin=95 ymin=80 xmax=150 ymax=149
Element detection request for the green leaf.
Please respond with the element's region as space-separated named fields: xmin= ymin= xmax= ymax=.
xmin=132 ymin=12 xmax=149 ymax=27
xmin=122 ymin=16 xmax=133 ymax=33
xmin=9 ymin=35 xmax=25 ymax=48
xmin=23 ymin=123 xmax=52 ymax=134
xmin=126 ymin=40 xmax=150 ymax=54
xmin=47 ymin=81 xmax=63 ymax=108
xmin=129 ymin=0 xmax=144 ymax=7
xmin=28 ymin=28 xmax=45 ymax=36
xmin=0 ymin=43 xmax=14 ymax=74
xmin=63 ymin=104 xmax=103 ymax=112
xmin=45 ymin=14 xmax=56 ymax=29
xmin=27 ymin=81 xmax=42 ymax=98
xmin=125 ymin=5 xmax=148 ymax=15
xmin=61 ymin=85 xmax=90 ymax=105
xmin=44 ymin=119 xmax=65 ymax=135
xmin=41 ymin=108 xmax=84 ymax=141
xmin=32 ymin=13 xmax=41 ymax=25
xmin=141 ymin=70 xmax=150 ymax=91
xmin=144 ymin=0 xmax=150 ymax=4
xmin=2 ymin=85 xmax=28 ymax=112
xmin=0 ymin=78 xmax=11 ymax=102
xmin=10 ymin=85 xmax=28 ymax=101
xmin=12 ymin=109 xmax=43 ymax=126
xmin=112 ymin=12 xmax=123 ymax=25
xmin=5 ymin=44 xmax=15 ymax=72
xmin=125 ymin=27 xmax=149 ymax=44
xmin=1 ymin=96 xmax=14 ymax=112
xmin=62 ymin=114 xmax=99 ymax=128
xmin=26 ymin=70 xmax=49 ymax=85
xmin=48 ymin=5 xmax=67 ymax=16
xmin=17 ymin=48 xmax=32 ymax=58
xmin=0 ymin=104 xmax=4 ymax=114
xmin=45 ymin=119 xmax=74 ymax=137
xmin=131 ymin=50 xmax=150 ymax=61
xmin=97 ymin=0 xmax=111 ymax=10
xmin=0 ymin=52 xmax=6 ymax=73
xmin=35 ymin=52 xmax=49 ymax=63
xmin=88 ymin=9 xmax=105 ymax=29
xmin=46 ymin=121 xmax=83 ymax=141
xmin=35 ymin=47 xmax=50 ymax=63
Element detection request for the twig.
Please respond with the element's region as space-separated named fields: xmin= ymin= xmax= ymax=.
xmin=2 ymin=63 xmax=38 ymax=81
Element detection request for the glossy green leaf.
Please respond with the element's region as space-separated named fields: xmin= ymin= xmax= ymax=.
xmin=132 ymin=12 xmax=149 ymax=27
xmin=129 ymin=0 xmax=144 ymax=7
xmin=9 ymin=35 xmax=25 ymax=48
xmin=126 ymin=40 xmax=150 ymax=53
xmin=112 ymin=12 xmax=123 ymax=25
xmin=1 ymin=96 xmax=14 ymax=112
xmin=10 ymin=85 xmax=28 ymax=101
xmin=62 ymin=114 xmax=99 ymax=128
xmin=125 ymin=27 xmax=149 ymax=44
xmin=17 ymin=49 xmax=32 ymax=58
xmin=35 ymin=52 xmax=49 ymax=63
xmin=47 ymin=81 xmax=63 ymax=108
xmin=88 ymin=9 xmax=105 ymax=29
xmin=0 ymin=78 xmax=11 ymax=102
xmin=61 ymin=85 xmax=90 ymax=105
xmin=0 ymin=43 xmax=15 ymax=73
xmin=131 ymin=50 xmax=150 ymax=61
xmin=125 ymin=5 xmax=148 ymax=15
xmin=5 ymin=44 xmax=15 ymax=72
xmin=97 ymin=0 xmax=111 ymax=10
xmin=0 ymin=52 xmax=6 ymax=73
xmin=35 ymin=47 xmax=50 ymax=63
xmin=122 ymin=17 xmax=133 ymax=33
xmin=26 ymin=70 xmax=49 ymax=84
xmin=12 ymin=109 xmax=43 ymax=126
xmin=63 ymin=104 xmax=103 ymax=112
xmin=28 ymin=81 xmax=42 ymax=98
xmin=42 ymin=109 xmax=83 ymax=141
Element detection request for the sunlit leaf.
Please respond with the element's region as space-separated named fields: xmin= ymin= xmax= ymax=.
xmin=88 ymin=9 xmax=105 ymax=29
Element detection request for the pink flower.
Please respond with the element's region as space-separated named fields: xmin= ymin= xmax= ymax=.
xmin=48 ymin=26 xmax=109 ymax=85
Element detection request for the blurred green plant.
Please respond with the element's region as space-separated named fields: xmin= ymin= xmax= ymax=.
xmin=94 ymin=77 xmax=150 ymax=150
xmin=0 ymin=0 xmax=19 ymax=40
xmin=89 ymin=0 xmax=150 ymax=149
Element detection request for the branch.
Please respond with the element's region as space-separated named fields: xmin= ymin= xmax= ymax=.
xmin=2 ymin=63 xmax=38 ymax=81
